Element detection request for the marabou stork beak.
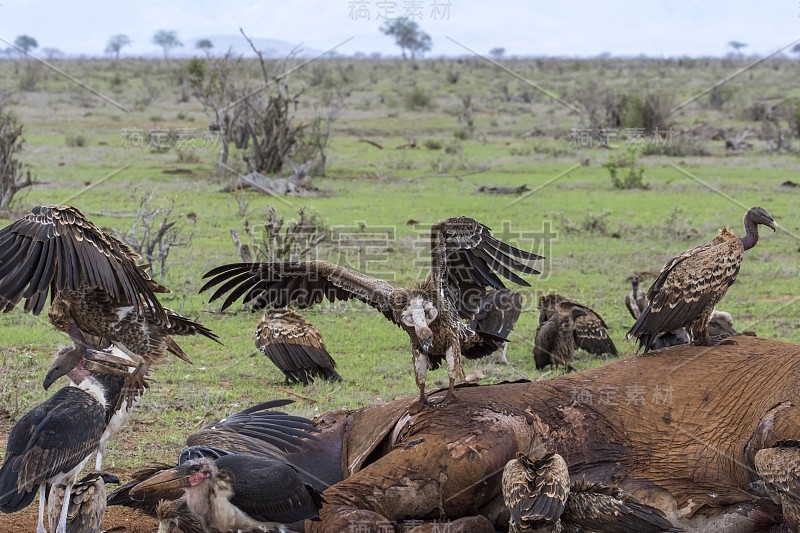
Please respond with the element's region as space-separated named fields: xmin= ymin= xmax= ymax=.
xmin=130 ymin=466 xmax=193 ymax=495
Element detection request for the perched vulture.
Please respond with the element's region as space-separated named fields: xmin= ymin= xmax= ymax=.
xmin=466 ymin=289 xmax=523 ymax=364
xmin=108 ymin=399 xmax=322 ymax=526
xmin=0 ymin=365 xmax=106 ymax=533
xmin=533 ymin=299 xmax=587 ymax=371
xmin=131 ymin=454 xmax=323 ymax=533
xmin=753 ymin=441 xmax=800 ymax=532
xmin=256 ymin=309 xmax=342 ymax=385
xmin=43 ymin=345 xmax=147 ymax=471
xmin=503 ymin=452 xmax=681 ymax=533
xmin=707 ymin=309 xmax=739 ymax=339
xmin=502 ymin=452 xmax=569 ymax=533
xmin=47 ymin=472 xmax=116 ymax=533
xmin=539 ymin=294 xmax=618 ymax=357
xmin=0 ymin=205 xmax=220 ymax=367
xmin=201 ymin=217 xmax=542 ymax=405
xmin=561 ymin=479 xmax=682 ymax=532
xmin=627 ymin=206 xmax=775 ymax=353
xmin=624 ymin=275 xmax=647 ymax=320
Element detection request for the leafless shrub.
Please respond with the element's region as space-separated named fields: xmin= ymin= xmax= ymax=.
xmin=230 ymin=205 xmax=329 ymax=263
xmin=0 ymin=96 xmax=34 ymax=210
xmin=112 ymin=192 xmax=195 ymax=278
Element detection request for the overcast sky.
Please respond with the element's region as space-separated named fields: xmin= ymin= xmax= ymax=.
xmin=1 ymin=0 xmax=799 ymax=58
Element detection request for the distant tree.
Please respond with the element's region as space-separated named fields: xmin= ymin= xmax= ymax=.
xmin=380 ymin=17 xmax=432 ymax=60
xmin=489 ymin=47 xmax=506 ymax=60
xmin=195 ymin=39 xmax=213 ymax=52
xmin=152 ymin=30 xmax=183 ymax=59
xmin=41 ymin=48 xmax=63 ymax=60
xmin=792 ymin=43 xmax=800 ymax=58
xmin=727 ymin=41 xmax=747 ymax=55
xmin=14 ymin=35 xmax=38 ymax=55
xmin=105 ymin=34 xmax=131 ymax=61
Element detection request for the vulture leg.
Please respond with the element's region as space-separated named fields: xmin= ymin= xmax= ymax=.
xmin=497 ymin=342 xmax=509 ymax=365
xmin=55 ymin=481 xmax=73 ymax=533
xmin=443 ymin=344 xmax=461 ymax=404
xmin=413 ymin=348 xmax=430 ymax=406
xmin=37 ymin=485 xmax=47 ymax=533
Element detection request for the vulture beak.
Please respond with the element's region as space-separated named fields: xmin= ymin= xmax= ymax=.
xmin=767 ymin=219 xmax=777 ymax=232
xmin=130 ymin=465 xmax=193 ymax=495
xmin=420 ymin=338 xmax=432 ymax=353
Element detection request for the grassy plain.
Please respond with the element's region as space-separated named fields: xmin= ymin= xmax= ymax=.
xmin=0 ymin=57 xmax=798 ymax=468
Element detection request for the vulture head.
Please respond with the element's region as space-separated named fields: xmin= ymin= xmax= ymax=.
xmin=746 ymin=206 xmax=777 ymax=232
xmin=629 ymin=274 xmax=640 ymax=290
xmin=569 ymin=307 xmax=588 ymax=322
xmin=401 ymin=296 xmax=439 ymax=353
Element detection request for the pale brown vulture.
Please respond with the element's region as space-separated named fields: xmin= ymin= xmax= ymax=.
xmin=538 ymin=294 xmax=618 ymax=357
xmin=0 ymin=205 xmax=220 ymax=367
xmin=627 ymin=206 xmax=775 ymax=352
xmin=201 ymin=217 xmax=542 ymax=405
xmin=533 ymin=299 xmax=587 ymax=371
xmin=47 ymin=472 xmax=116 ymax=533
xmin=467 ymin=289 xmax=523 ymax=363
xmin=624 ymin=275 xmax=646 ymax=320
xmin=256 ymin=309 xmax=341 ymax=385
xmin=753 ymin=441 xmax=800 ymax=532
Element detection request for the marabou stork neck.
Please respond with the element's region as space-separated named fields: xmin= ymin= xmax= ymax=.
xmin=132 ymin=454 xmax=322 ymax=533
xmin=0 ymin=357 xmax=106 ymax=533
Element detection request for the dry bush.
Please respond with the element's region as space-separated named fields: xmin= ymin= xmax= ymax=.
xmin=230 ymin=205 xmax=329 ymax=263
xmin=0 ymin=93 xmax=34 ymax=210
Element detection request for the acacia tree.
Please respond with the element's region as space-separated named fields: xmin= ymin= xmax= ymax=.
xmin=792 ymin=43 xmax=800 ymax=59
xmin=13 ymin=35 xmax=38 ymax=55
xmin=727 ymin=41 xmax=747 ymax=56
xmin=105 ymin=34 xmax=131 ymax=60
xmin=380 ymin=17 xmax=432 ymax=60
xmin=196 ymin=39 xmax=213 ymax=53
xmin=152 ymin=30 xmax=182 ymax=59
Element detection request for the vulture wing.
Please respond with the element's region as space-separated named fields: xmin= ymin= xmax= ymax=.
xmin=573 ymin=308 xmax=618 ymax=356
xmin=220 ymin=455 xmax=322 ymax=524
xmin=48 ymin=473 xmax=107 ymax=533
xmin=467 ymin=289 xmax=522 ymax=338
xmin=563 ymin=479 xmax=682 ymax=532
xmin=428 ymin=217 xmax=542 ymax=319
xmin=502 ymin=452 xmax=569 ymax=530
xmin=201 ymin=260 xmax=396 ymax=321
xmin=256 ymin=312 xmax=341 ymax=385
xmin=754 ymin=441 xmax=800 ymax=531
xmin=627 ymin=235 xmax=743 ymax=352
xmin=533 ymin=319 xmax=557 ymax=370
xmin=0 ymin=205 xmax=168 ymax=319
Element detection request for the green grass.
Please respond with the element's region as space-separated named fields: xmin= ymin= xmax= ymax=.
xmin=0 ymin=57 xmax=798 ymax=468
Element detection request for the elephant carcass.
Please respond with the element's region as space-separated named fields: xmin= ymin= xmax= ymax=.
xmin=304 ymin=336 xmax=800 ymax=532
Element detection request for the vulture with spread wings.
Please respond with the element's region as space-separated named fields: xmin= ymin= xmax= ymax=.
xmin=202 ymin=217 xmax=543 ymax=405
xmin=0 ymin=205 xmax=219 ymax=367
xmin=628 ymin=207 xmax=775 ymax=353
xmin=538 ymin=294 xmax=618 ymax=357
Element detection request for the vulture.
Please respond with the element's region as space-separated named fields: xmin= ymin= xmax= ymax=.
xmin=0 ymin=362 xmax=106 ymax=533
xmin=624 ymin=275 xmax=646 ymax=320
xmin=533 ymin=299 xmax=587 ymax=371
xmin=502 ymin=451 xmax=569 ymax=532
xmin=753 ymin=441 xmax=800 ymax=532
xmin=466 ymin=289 xmax=523 ymax=364
xmin=43 ymin=345 xmax=148 ymax=471
xmin=503 ymin=452 xmax=682 ymax=533
xmin=539 ymin=294 xmax=618 ymax=357
xmin=201 ymin=217 xmax=542 ymax=405
xmin=108 ymin=399 xmax=323 ymax=528
xmin=0 ymin=205 xmax=220 ymax=367
xmin=131 ymin=454 xmax=323 ymax=533
xmin=47 ymin=472 xmax=117 ymax=533
xmin=627 ymin=206 xmax=776 ymax=353
xmin=256 ymin=309 xmax=342 ymax=385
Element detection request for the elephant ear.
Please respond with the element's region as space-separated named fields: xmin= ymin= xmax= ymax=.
xmin=754 ymin=441 xmax=800 ymax=532
xmin=502 ymin=452 xmax=569 ymax=530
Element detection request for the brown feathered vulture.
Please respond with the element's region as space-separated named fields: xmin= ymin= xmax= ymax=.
xmin=467 ymin=289 xmax=523 ymax=364
xmin=502 ymin=451 xmax=569 ymax=532
xmin=624 ymin=275 xmax=647 ymax=320
xmin=538 ymin=294 xmax=618 ymax=357
xmin=0 ymin=362 xmax=106 ymax=533
xmin=627 ymin=206 xmax=775 ymax=353
xmin=753 ymin=441 xmax=800 ymax=532
xmin=201 ymin=217 xmax=542 ymax=405
xmin=534 ymin=299 xmax=587 ymax=371
xmin=47 ymin=472 xmax=117 ymax=533
xmin=256 ymin=309 xmax=341 ymax=385
xmin=0 ymin=205 xmax=220 ymax=368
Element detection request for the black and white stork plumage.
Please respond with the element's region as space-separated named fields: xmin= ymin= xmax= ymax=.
xmin=538 ymin=294 xmax=618 ymax=357
xmin=43 ymin=344 xmax=147 ymax=471
xmin=0 ymin=362 xmax=106 ymax=533
xmin=628 ymin=206 xmax=775 ymax=353
xmin=0 ymin=205 xmax=219 ymax=367
xmin=131 ymin=454 xmax=323 ymax=533
xmin=109 ymin=399 xmax=323 ymax=530
xmin=201 ymin=217 xmax=542 ymax=405
xmin=467 ymin=289 xmax=523 ymax=364
xmin=256 ymin=309 xmax=342 ymax=385
xmin=47 ymin=472 xmax=117 ymax=533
